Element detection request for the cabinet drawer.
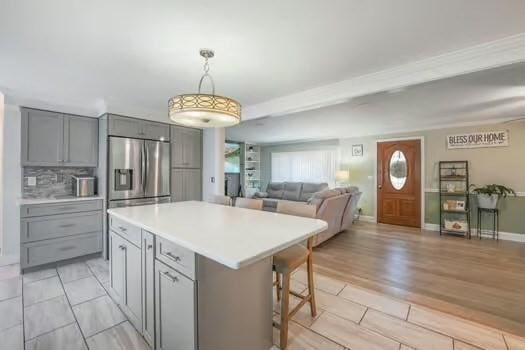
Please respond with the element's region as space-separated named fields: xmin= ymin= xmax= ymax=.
xmin=156 ymin=236 xmax=195 ymax=279
xmin=21 ymin=211 xmax=102 ymax=243
xmin=21 ymin=200 xmax=103 ymax=218
xmin=21 ymin=232 xmax=102 ymax=269
xmin=109 ymin=215 xmax=141 ymax=247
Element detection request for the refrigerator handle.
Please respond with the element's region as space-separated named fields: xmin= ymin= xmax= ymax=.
xmin=141 ymin=143 xmax=146 ymax=193
xmin=143 ymin=142 xmax=149 ymax=193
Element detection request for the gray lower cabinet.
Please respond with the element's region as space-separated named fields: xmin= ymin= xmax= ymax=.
xmin=20 ymin=200 xmax=103 ymax=270
xmin=171 ymin=169 xmax=202 ymax=202
xmin=21 ymin=107 xmax=98 ymax=167
xmin=155 ymin=260 xmax=196 ymax=350
xmin=109 ymin=230 xmax=142 ymax=331
xmin=142 ymin=231 xmax=155 ymax=348
xmin=171 ymin=126 xmax=201 ymax=168
xmin=108 ymin=114 xmax=170 ymax=141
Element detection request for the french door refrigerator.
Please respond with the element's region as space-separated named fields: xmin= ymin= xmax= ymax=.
xmin=109 ymin=137 xmax=170 ymax=208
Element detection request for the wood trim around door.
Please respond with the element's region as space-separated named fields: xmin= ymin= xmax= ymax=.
xmin=377 ymin=139 xmax=422 ymax=228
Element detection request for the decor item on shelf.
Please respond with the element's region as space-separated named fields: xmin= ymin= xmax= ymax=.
xmin=445 ymin=219 xmax=468 ymax=232
xmin=169 ymin=49 xmax=241 ymax=128
xmin=470 ymin=184 xmax=516 ymax=209
xmin=352 ymin=144 xmax=363 ymax=157
xmin=446 ymin=183 xmax=456 ymax=193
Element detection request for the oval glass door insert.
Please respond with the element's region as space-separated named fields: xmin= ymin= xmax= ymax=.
xmin=389 ymin=150 xmax=407 ymax=190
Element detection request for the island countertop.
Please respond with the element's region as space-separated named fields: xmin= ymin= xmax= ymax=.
xmin=107 ymin=201 xmax=327 ymax=270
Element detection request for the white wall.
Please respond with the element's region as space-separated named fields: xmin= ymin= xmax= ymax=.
xmin=2 ymin=104 xmax=21 ymax=259
xmin=202 ymin=128 xmax=225 ymax=201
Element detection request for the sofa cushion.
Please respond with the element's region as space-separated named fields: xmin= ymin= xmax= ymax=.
xmin=299 ymin=182 xmax=329 ymax=202
xmin=266 ymin=182 xmax=284 ymax=199
xmin=307 ymin=189 xmax=340 ymax=208
xmin=283 ymin=182 xmax=302 ymax=201
xmin=333 ymin=187 xmax=347 ymax=195
xmin=345 ymin=186 xmax=359 ymax=194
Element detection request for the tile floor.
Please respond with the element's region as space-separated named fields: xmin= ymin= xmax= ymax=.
xmin=0 ymin=257 xmax=149 ymax=350
xmin=1 ymin=258 xmax=525 ymax=350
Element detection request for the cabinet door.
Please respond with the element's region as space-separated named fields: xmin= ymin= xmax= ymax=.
xmin=21 ymin=108 xmax=64 ymax=166
xmin=155 ymin=261 xmax=196 ymax=350
xmin=109 ymin=231 xmax=126 ymax=305
xmin=170 ymin=169 xmax=185 ymax=202
xmin=142 ymin=231 xmax=155 ymax=348
xmin=184 ymin=129 xmax=202 ymax=168
xmin=64 ymin=115 xmax=98 ymax=166
xmin=108 ymin=114 xmax=143 ymax=138
xmin=170 ymin=126 xmax=185 ymax=167
xmin=142 ymin=121 xmax=170 ymax=141
xmin=124 ymin=241 xmax=142 ymax=331
xmin=184 ymin=169 xmax=202 ymax=201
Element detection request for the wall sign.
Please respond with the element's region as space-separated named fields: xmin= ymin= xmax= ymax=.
xmin=447 ymin=130 xmax=509 ymax=149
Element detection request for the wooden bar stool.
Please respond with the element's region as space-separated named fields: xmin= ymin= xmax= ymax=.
xmin=235 ymin=197 xmax=263 ymax=210
xmin=273 ymin=201 xmax=317 ymax=349
xmin=209 ymin=194 xmax=232 ymax=206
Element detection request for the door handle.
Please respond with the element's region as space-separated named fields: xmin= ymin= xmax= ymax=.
xmin=147 ymin=244 xmax=153 ymax=250
xmin=378 ymin=185 xmax=382 ymax=190
xmin=118 ymin=245 xmax=126 ymax=250
xmin=144 ymin=142 xmax=149 ymax=194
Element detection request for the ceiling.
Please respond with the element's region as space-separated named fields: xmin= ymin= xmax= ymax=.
xmin=226 ymin=62 xmax=525 ymax=144
xmin=1 ymin=0 xmax=525 ymax=120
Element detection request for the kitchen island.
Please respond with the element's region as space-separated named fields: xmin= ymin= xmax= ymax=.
xmin=107 ymin=201 xmax=327 ymax=350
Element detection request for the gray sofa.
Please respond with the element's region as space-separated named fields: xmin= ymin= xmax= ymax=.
xmin=254 ymin=182 xmax=362 ymax=246
xmin=254 ymin=182 xmax=329 ymax=211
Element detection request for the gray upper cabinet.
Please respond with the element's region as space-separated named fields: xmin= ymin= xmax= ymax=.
xmin=108 ymin=114 xmax=170 ymax=141
xmin=64 ymin=115 xmax=98 ymax=166
xmin=171 ymin=126 xmax=201 ymax=168
xmin=21 ymin=108 xmax=98 ymax=167
xmin=21 ymin=109 xmax=64 ymax=166
xmin=108 ymin=114 xmax=143 ymax=138
xmin=143 ymin=121 xmax=170 ymax=141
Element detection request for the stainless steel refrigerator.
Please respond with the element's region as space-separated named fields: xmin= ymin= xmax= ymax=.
xmin=108 ymin=137 xmax=170 ymax=208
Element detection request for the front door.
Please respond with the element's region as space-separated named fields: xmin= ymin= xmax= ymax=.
xmin=377 ymin=139 xmax=421 ymax=228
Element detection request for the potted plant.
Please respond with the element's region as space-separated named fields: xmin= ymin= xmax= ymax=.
xmin=470 ymin=184 xmax=516 ymax=209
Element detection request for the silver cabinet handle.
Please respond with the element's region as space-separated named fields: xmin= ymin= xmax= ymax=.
xmin=147 ymin=244 xmax=153 ymax=250
xmin=162 ymin=271 xmax=179 ymax=283
xmin=165 ymin=252 xmax=181 ymax=262
xmin=118 ymin=245 xmax=126 ymax=250
xmin=59 ymin=223 xmax=75 ymax=228
xmin=59 ymin=245 xmax=76 ymax=251
xmin=118 ymin=226 xmax=127 ymax=232
xmin=58 ymin=206 xmax=77 ymax=211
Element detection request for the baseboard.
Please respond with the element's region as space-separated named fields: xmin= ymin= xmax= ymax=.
xmin=424 ymin=223 xmax=525 ymax=243
xmin=360 ymin=215 xmax=377 ymax=223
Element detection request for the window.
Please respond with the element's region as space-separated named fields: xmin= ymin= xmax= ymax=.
xmin=271 ymin=150 xmax=337 ymax=186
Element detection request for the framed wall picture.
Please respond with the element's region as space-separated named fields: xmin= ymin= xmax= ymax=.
xmin=352 ymin=144 xmax=363 ymax=157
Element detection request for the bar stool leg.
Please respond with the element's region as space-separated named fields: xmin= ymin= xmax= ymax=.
xmin=306 ymin=254 xmax=317 ymax=317
xmin=275 ymin=272 xmax=281 ymax=302
xmin=279 ymin=273 xmax=291 ymax=350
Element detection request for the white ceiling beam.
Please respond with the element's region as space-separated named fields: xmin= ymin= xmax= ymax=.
xmin=243 ymin=33 xmax=525 ymax=120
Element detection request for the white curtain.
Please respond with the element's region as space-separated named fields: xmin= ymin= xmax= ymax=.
xmin=271 ymin=150 xmax=337 ymax=187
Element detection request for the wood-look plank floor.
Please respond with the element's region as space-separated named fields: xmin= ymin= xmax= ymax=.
xmin=312 ymin=221 xmax=525 ymax=337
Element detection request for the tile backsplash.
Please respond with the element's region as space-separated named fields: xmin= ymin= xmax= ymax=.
xmin=23 ymin=167 xmax=95 ymax=198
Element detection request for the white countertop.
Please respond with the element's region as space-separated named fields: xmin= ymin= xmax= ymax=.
xmin=18 ymin=195 xmax=104 ymax=205
xmin=107 ymin=201 xmax=327 ymax=270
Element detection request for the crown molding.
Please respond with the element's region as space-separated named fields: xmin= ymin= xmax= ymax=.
xmin=244 ymin=33 xmax=525 ymax=120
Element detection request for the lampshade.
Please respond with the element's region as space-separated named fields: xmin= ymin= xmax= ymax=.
xmin=168 ymin=49 xmax=241 ymax=128
xmin=335 ymin=170 xmax=350 ymax=182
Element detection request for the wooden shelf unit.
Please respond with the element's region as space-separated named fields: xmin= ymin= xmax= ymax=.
xmin=242 ymin=143 xmax=261 ymax=198
xmin=439 ymin=161 xmax=471 ymax=238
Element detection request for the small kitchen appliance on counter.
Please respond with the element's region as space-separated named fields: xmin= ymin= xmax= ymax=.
xmin=72 ymin=175 xmax=97 ymax=197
